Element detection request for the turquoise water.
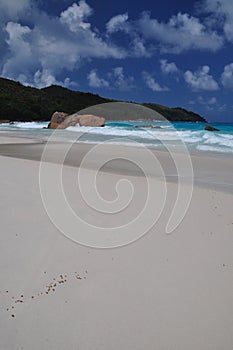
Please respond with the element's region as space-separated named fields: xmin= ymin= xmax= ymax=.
xmin=0 ymin=121 xmax=233 ymax=154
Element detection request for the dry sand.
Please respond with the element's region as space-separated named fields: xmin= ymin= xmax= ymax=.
xmin=0 ymin=136 xmax=233 ymax=350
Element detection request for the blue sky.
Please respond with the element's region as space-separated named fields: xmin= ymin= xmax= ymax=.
xmin=0 ymin=0 xmax=233 ymax=121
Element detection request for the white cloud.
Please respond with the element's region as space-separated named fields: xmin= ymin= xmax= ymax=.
xmin=197 ymin=96 xmax=217 ymax=110
xmin=0 ymin=0 xmax=230 ymax=89
xmin=87 ymin=67 xmax=134 ymax=90
xmin=106 ymin=9 xmax=224 ymax=55
xmin=198 ymin=96 xmax=217 ymax=105
xmin=2 ymin=22 xmax=32 ymax=79
xmin=106 ymin=13 xmax=150 ymax=57
xmin=129 ymin=38 xmax=151 ymax=57
xmin=0 ymin=0 xmax=34 ymax=70
xmin=218 ymin=104 xmax=227 ymax=111
xmin=160 ymin=59 xmax=178 ymax=74
xmin=1 ymin=1 xmax=126 ymax=86
xmin=60 ymin=1 xmax=93 ymax=32
xmin=33 ymin=69 xmax=78 ymax=89
xmin=87 ymin=69 xmax=109 ymax=88
xmin=191 ymin=95 xmax=227 ymax=111
xmin=34 ymin=69 xmax=60 ymax=88
xmin=142 ymin=71 xmax=169 ymax=92
xmin=184 ymin=65 xmax=219 ymax=91
xmin=208 ymin=97 xmax=217 ymax=105
xmin=138 ymin=11 xmax=224 ymax=53
xmin=201 ymin=0 xmax=233 ymax=42
xmin=221 ymin=63 xmax=233 ymax=89
xmin=5 ymin=21 xmax=31 ymax=43
xmin=0 ymin=0 xmax=32 ymax=19
xmin=106 ymin=13 xmax=129 ymax=34
xmin=111 ymin=66 xmax=134 ymax=90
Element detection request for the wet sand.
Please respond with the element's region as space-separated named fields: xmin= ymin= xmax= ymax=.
xmin=0 ymin=136 xmax=232 ymax=192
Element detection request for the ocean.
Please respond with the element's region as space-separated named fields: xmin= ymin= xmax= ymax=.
xmin=0 ymin=120 xmax=233 ymax=155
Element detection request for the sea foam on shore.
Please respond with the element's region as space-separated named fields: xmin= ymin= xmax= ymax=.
xmin=0 ymin=121 xmax=233 ymax=154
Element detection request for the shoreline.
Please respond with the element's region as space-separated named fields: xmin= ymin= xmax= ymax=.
xmin=0 ymin=134 xmax=233 ymax=194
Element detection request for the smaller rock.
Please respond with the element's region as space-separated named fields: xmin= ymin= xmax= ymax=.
xmin=205 ymin=124 xmax=220 ymax=132
xmin=0 ymin=119 xmax=10 ymax=124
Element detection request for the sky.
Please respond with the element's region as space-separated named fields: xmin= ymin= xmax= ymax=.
xmin=0 ymin=0 xmax=233 ymax=121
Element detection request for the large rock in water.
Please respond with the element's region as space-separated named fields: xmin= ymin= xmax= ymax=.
xmin=57 ymin=114 xmax=80 ymax=129
xmin=78 ymin=114 xmax=105 ymax=127
xmin=205 ymin=124 xmax=220 ymax=132
xmin=48 ymin=112 xmax=105 ymax=129
xmin=51 ymin=111 xmax=68 ymax=124
xmin=47 ymin=122 xmax=60 ymax=129
xmin=48 ymin=112 xmax=68 ymax=129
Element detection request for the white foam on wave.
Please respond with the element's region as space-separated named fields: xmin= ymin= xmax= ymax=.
xmin=60 ymin=125 xmax=233 ymax=152
xmin=67 ymin=126 xmax=208 ymax=146
xmin=176 ymin=130 xmax=202 ymax=143
xmin=67 ymin=125 xmax=156 ymax=140
xmin=197 ymin=145 xmax=233 ymax=153
xmin=74 ymin=139 xmax=162 ymax=149
xmin=13 ymin=122 xmax=48 ymax=129
xmin=220 ymin=133 xmax=233 ymax=140
xmin=67 ymin=125 xmax=190 ymax=142
xmin=1 ymin=121 xmax=232 ymax=153
xmin=203 ymin=133 xmax=233 ymax=148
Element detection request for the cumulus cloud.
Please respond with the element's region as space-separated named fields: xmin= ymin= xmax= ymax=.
xmin=207 ymin=97 xmax=217 ymax=105
xmin=0 ymin=1 xmax=126 ymax=87
xmin=33 ymin=69 xmax=76 ymax=89
xmin=160 ymin=59 xmax=178 ymax=74
xmin=129 ymin=38 xmax=151 ymax=57
xmin=87 ymin=69 xmax=109 ymax=88
xmin=190 ymin=95 xmax=227 ymax=111
xmin=106 ymin=9 xmax=224 ymax=55
xmin=0 ymin=0 xmax=32 ymax=19
xmin=106 ymin=12 xmax=151 ymax=57
xmin=201 ymin=0 xmax=233 ymax=42
xmin=0 ymin=0 xmax=230 ymax=89
xmin=142 ymin=71 xmax=169 ymax=92
xmin=197 ymin=96 xmax=217 ymax=105
xmin=106 ymin=13 xmax=129 ymax=34
xmin=111 ymin=66 xmax=135 ymax=90
xmin=221 ymin=63 xmax=233 ymax=89
xmin=2 ymin=22 xmax=32 ymax=79
xmin=138 ymin=11 xmax=224 ymax=53
xmin=33 ymin=70 xmax=58 ymax=88
xmin=184 ymin=65 xmax=219 ymax=91
xmin=87 ymin=67 xmax=134 ymax=90
xmin=60 ymin=1 xmax=93 ymax=32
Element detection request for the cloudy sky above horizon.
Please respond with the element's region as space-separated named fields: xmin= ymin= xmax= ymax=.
xmin=1 ymin=0 xmax=233 ymax=121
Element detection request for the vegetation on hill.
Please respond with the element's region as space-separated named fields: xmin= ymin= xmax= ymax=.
xmin=0 ymin=77 xmax=206 ymax=122
xmin=143 ymin=103 xmax=205 ymax=122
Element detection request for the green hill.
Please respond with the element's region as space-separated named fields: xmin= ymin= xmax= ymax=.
xmin=0 ymin=77 xmax=206 ymax=122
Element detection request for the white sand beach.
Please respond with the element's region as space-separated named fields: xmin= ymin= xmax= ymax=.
xmin=0 ymin=136 xmax=233 ymax=350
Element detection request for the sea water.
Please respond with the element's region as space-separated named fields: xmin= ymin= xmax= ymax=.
xmin=0 ymin=120 xmax=233 ymax=154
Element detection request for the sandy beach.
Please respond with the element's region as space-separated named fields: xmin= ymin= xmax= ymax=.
xmin=0 ymin=135 xmax=233 ymax=350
